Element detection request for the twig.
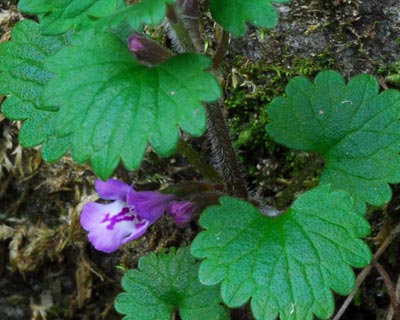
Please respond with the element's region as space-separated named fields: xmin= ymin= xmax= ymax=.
xmin=332 ymin=264 xmax=373 ymax=320
xmin=387 ymin=274 xmax=400 ymax=320
xmin=373 ymin=260 xmax=400 ymax=320
xmin=332 ymin=222 xmax=400 ymax=320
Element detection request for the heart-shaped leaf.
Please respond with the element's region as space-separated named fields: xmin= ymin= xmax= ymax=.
xmin=18 ymin=0 xmax=124 ymax=35
xmin=95 ymin=0 xmax=175 ymax=32
xmin=266 ymin=71 xmax=400 ymax=211
xmin=191 ymin=186 xmax=371 ymax=319
xmin=210 ymin=0 xmax=288 ymax=37
xmin=0 ymin=20 xmax=70 ymax=161
xmin=42 ymin=31 xmax=221 ymax=178
xmin=115 ymin=248 xmax=229 ymax=320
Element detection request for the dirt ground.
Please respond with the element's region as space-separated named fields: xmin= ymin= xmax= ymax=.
xmin=1 ymin=0 xmax=400 ymax=319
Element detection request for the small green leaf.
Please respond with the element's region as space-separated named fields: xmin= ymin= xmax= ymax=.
xmin=266 ymin=71 xmax=400 ymax=210
xmin=42 ymin=31 xmax=221 ymax=179
xmin=115 ymin=248 xmax=229 ymax=320
xmin=0 ymin=19 xmax=70 ymax=161
xmin=18 ymin=0 xmax=123 ymax=35
xmin=191 ymin=186 xmax=371 ymax=320
xmin=96 ymin=0 xmax=175 ymax=32
xmin=210 ymin=0 xmax=285 ymax=37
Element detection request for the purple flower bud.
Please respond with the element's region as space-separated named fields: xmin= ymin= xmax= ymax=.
xmin=167 ymin=201 xmax=197 ymax=226
xmin=128 ymin=34 xmax=174 ymax=67
xmin=128 ymin=35 xmax=145 ymax=53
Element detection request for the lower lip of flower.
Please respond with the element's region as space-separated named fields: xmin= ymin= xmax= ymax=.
xmin=101 ymin=207 xmax=142 ymax=230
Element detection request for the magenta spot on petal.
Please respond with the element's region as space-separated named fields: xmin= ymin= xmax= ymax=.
xmin=136 ymin=222 xmax=146 ymax=228
xmin=101 ymin=207 xmax=136 ymax=230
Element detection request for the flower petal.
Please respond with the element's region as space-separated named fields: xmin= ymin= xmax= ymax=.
xmin=81 ymin=200 xmax=150 ymax=253
xmin=127 ymin=189 xmax=175 ymax=223
xmin=95 ymin=179 xmax=131 ymax=200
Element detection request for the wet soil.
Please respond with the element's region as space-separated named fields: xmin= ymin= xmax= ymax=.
xmin=1 ymin=0 xmax=400 ymax=319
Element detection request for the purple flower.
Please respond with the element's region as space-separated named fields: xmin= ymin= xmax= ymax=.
xmin=127 ymin=188 xmax=175 ymax=224
xmin=81 ymin=179 xmax=175 ymax=253
xmin=167 ymin=201 xmax=197 ymax=226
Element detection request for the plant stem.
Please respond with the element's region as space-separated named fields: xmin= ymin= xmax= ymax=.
xmin=163 ymin=182 xmax=224 ymax=198
xmin=166 ymin=4 xmax=197 ymax=52
xmin=178 ymin=139 xmax=222 ymax=183
xmin=208 ymin=28 xmax=248 ymax=199
xmin=206 ymin=103 xmax=248 ymax=199
xmin=177 ymin=0 xmax=203 ymax=52
xmin=165 ymin=8 xmax=247 ymax=198
xmin=212 ymin=29 xmax=230 ymax=70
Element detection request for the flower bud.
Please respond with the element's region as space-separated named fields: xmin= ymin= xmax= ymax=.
xmin=167 ymin=201 xmax=197 ymax=226
xmin=129 ymin=34 xmax=174 ymax=67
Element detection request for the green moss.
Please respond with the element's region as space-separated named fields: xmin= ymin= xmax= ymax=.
xmin=292 ymin=51 xmax=336 ymax=76
xmin=378 ymin=62 xmax=400 ymax=87
xmin=225 ymin=50 xmax=335 ymax=153
xmin=224 ymin=51 xmax=334 ymax=197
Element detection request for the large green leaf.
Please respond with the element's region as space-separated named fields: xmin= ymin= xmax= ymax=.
xmin=115 ymin=248 xmax=229 ymax=320
xmin=41 ymin=31 xmax=221 ymax=179
xmin=95 ymin=0 xmax=175 ymax=32
xmin=266 ymin=71 xmax=400 ymax=211
xmin=210 ymin=0 xmax=288 ymax=37
xmin=0 ymin=19 xmax=70 ymax=161
xmin=191 ymin=186 xmax=371 ymax=320
xmin=18 ymin=0 xmax=123 ymax=35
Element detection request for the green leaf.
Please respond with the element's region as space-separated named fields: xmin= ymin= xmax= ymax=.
xmin=115 ymin=248 xmax=229 ymax=320
xmin=266 ymin=70 xmax=400 ymax=210
xmin=95 ymin=0 xmax=175 ymax=32
xmin=18 ymin=0 xmax=123 ymax=35
xmin=41 ymin=31 xmax=221 ymax=179
xmin=0 ymin=19 xmax=70 ymax=161
xmin=210 ymin=0 xmax=285 ymax=37
xmin=191 ymin=186 xmax=371 ymax=320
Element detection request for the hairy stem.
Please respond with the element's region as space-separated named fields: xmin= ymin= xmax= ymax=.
xmin=166 ymin=4 xmax=197 ymax=52
xmin=178 ymin=139 xmax=222 ymax=183
xmin=206 ymin=103 xmax=248 ymax=199
xmin=163 ymin=182 xmax=224 ymax=198
xmin=177 ymin=0 xmax=203 ymax=52
xmin=165 ymin=8 xmax=247 ymax=198
xmin=204 ymin=26 xmax=249 ymax=199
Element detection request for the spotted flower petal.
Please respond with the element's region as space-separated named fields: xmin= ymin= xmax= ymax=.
xmin=80 ymin=179 xmax=193 ymax=253
xmin=81 ymin=200 xmax=150 ymax=253
xmin=95 ymin=179 xmax=131 ymax=200
xmin=127 ymin=189 xmax=175 ymax=223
